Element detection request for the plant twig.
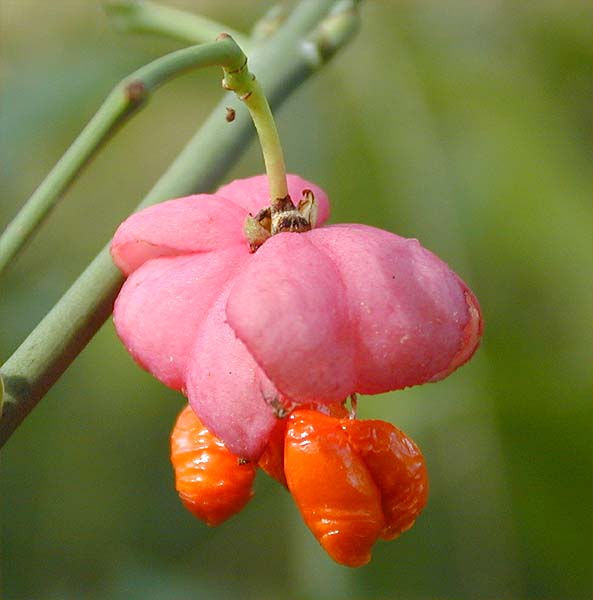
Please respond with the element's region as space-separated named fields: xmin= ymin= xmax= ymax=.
xmin=301 ymin=0 xmax=361 ymax=66
xmin=105 ymin=0 xmax=251 ymax=48
xmin=251 ymin=4 xmax=290 ymax=42
xmin=0 ymin=0 xmax=361 ymax=448
xmin=0 ymin=39 xmax=245 ymax=276
xmin=220 ymin=33 xmax=288 ymax=203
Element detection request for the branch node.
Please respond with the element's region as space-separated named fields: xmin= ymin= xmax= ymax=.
xmin=124 ymin=80 xmax=146 ymax=104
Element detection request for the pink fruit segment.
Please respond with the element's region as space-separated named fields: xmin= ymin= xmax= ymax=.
xmin=227 ymin=223 xmax=482 ymax=402
xmin=185 ymin=285 xmax=280 ymax=461
xmin=113 ymin=247 xmax=247 ymax=390
xmin=111 ymin=175 xmax=483 ymax=457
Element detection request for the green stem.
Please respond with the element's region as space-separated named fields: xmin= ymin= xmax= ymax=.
xmin=251 ymin=4 xmax=290 ymax=42
xmin=105 ymin=0 xmax=251 ymax=48
xmin=0 ymin=39 xmax=245 ymax=276
xmin=0 ymin=0 xmax=360 ymax=448
xmin=303 ymin=0 xmax=361 ymax=65
xmin=221 ymin=34 xmax=289 ymax=204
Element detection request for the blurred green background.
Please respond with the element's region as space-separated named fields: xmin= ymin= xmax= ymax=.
xmin=1 ymin=1 xmax=591 ymax=599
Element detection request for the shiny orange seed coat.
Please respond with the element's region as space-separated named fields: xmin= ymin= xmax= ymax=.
xmin=344 ymin=419 xmax=428 ymax=540
xmin=284 ymin=409 xmax=385 ymax=567
xmin=282 ymin=409 xmax=428 ymax=566
xmin=258 ymin=402 xmax=349 ymax=487
xmin=170 ymin=403 xmax=428 ymax=567
xmin=170 ymin=405 xmax=256 ymax=526
xmin=257 ymin=416 xmax=288 ymax=487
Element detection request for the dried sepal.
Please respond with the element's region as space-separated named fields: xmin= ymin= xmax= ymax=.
xmin=244 ymin=209 xmax=272 ymax=252
xmin=297 ymin=189 xmax=318 ymax=229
